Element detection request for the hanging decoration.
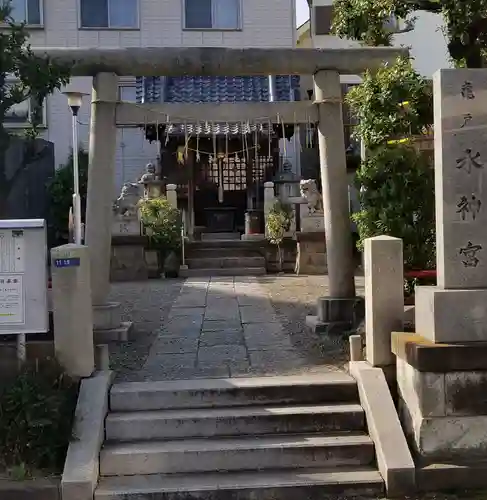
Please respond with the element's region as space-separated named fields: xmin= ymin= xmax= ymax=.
xmin=196 ymin=130 xmax=201 ymax=163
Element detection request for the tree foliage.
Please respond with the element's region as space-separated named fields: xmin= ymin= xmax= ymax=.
xmin=0 ymin=1 xmax=71 ymax=215
xmin=353 ymin=144 xmax=435 ymax=269
xmin=332 ymin=0 xmax=487 ymax=68
xmin=345 ymin=58 xmax=435 ymax=270
xmin=345 ymin=56 xmax=433 ymax=148
xmin=47 ymin=149 xmax=89 ymax=241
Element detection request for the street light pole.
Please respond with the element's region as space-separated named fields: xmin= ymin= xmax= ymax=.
xmin=63 ymin=91 xmax=87 ymax=245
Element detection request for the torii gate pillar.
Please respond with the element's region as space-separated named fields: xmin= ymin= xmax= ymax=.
xmin=306 ymin=70 xmax=363 ymax=334
xmin=85 ymin=72 xmax=132 ymax=340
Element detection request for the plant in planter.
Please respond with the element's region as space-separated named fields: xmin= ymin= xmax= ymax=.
xmin=266 ymin=200 xmax=293 ymax=273
xmin=138 ymin=197 xmax=182 ymax=278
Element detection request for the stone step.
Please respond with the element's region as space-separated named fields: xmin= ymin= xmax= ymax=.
xmin=110 ymin=374 xmax=359 ymax=412
xmin=187 ymin=240 xmax=261 ymax=250
xmin=100 ymin=433 xmax=374 ymax=476
xmin=187 ymin=248 xmax=262 ymax=258
xmin=186 ymin=256 xmax=266 ymax=269
xmin=105 ymin=403 xmax=365 ymax=442
xmin=180 ymin=267 xmax=266 ymax=277
xmin=95 ymin=466 xmax=384 ymax=499
xmin=201 ymin=233 xmax=241 ymax=241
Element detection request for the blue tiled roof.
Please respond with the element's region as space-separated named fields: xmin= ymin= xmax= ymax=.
xmin=136 ymin=75 xmax=301 ymax=104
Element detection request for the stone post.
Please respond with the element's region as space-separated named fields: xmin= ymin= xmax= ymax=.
xmin=51 ymin=244 xmax=94 ymax=378
xmin=415 ymin=69 xmax=487 ymax=343
xmin=166 ymin=184 xmax=178 ymax=209
xmin=84 ymin=72 xmax=133 ymax=341
xmin=365 ymin=236 xmax=404 ymax=366
xmin=306 ymin=70 xmax=362 ymax=334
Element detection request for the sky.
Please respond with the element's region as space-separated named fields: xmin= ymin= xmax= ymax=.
xmin=296 ymin=0 xmax=310 ymax=27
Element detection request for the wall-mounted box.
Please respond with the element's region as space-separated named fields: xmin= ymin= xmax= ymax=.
xmin=0 ymin=219 xmax=48 ymax=335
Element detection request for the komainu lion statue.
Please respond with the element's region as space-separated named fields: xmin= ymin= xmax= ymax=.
xmin=299 ymin=179 xmax=323 ymax=215
xmin=112 ymin=182 xmax=141 ymax=217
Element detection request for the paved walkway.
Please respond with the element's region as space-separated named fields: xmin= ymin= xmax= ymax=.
xmin=137 ymin=277 xmax=311 ymax=380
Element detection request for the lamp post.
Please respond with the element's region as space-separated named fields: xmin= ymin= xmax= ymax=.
xmin=63 ymin=91 xmax=87 ymax=244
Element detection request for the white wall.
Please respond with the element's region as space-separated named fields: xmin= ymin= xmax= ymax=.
xmin=24 ymin=0 xmax=296 ymax=196
xmin=311 ymin=0 xmax=451 ymax=78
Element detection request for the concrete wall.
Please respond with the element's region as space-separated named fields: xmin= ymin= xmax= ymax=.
xmin=22 ymin=0 xmax=296 ymax=196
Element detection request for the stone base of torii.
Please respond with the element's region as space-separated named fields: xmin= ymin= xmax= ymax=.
xmin=35 ymin=46 xmax=405 ymax=339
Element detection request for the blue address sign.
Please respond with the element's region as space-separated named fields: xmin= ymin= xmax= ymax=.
xmin=54 ymin=258 xmax=80 ymax=268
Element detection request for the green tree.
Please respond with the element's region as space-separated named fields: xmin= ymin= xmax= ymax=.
xmin=346 ymin=58 xmax=435 ymax=270
xmin=0 ymin=1 xmax=71 ymax=216
xmin=332 ymin=0 xmax=487 ymax=68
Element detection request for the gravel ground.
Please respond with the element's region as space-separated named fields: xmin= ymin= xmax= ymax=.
xmin=107 ymin=279 xmax=183 ymax=381
xmin=258 ymin=274 xmax=365 ymax=373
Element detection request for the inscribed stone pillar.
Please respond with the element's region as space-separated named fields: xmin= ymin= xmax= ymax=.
xmin=85 ymin=72 xmax=118 ymax=306
xmin=416 ymin=69 xmax=487 ymax=343
xmin=305 ymin=71 xmax=362 ymax=335
xmin=365 ymin=236 xmax=404 ymax=366
xmin=51 ymin=245 xmax=94 ymax=378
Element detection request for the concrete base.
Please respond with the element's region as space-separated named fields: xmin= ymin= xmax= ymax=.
xmin=93 ymin=302 xmax=122 ymax=331
xmin=415 ymin=286 xmax=487 ymax=343
xmin=95 ymin=321 xmax=134 ymax=343
xmin=295 ymin=231 xmax=326 ymax=275
xmin=306 ymin=296 xmax=364 ymax=335
xmin=110 ymin=242 xmax=149 ymax=282
xmin=93 ymin=303 xmax=133 ymax=342
xmin=393 ymin=332 xmax=487 ymax=462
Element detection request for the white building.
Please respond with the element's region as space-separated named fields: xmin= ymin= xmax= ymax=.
xmin=307 ymin=0 xmax=451 ymax=80
xmin=8 ymin=0 xmax=297 ymax=194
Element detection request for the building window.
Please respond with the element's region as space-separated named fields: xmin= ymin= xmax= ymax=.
xmin=9 ymin=0 xmax=43 ymax=25
xmin=79 ymin=0 xmax=138 ymax=29
xmin=184 ymin=0 xmax=240 ymax=30
xmin=313 ymin=5 xmax=333 ymax=36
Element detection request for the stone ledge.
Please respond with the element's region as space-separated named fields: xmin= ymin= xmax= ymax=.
xmin=111 ymin=235 xmax=148 ymax=246
xmin=295 ymin=231 xmax=326 ymax=242
xmin=61 ymin=371 xmax=114 ymax=500
xmin=0 ymin=477 xmax=60 ymax=500
xmin=392 ymin=332 xmax=487 ymax=372
xmin=349 ymin=361 xmax=415 ymax=496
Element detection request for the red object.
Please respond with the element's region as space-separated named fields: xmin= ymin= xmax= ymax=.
xmin=405 ymin=269 xmax=436 ymax=279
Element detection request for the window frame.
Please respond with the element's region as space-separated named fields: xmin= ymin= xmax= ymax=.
xmin=3 ymin=77 xmax=47 ymax=129
xmin=2 ymin=0 xmax=44 ymax=27
xmin=78 ymin=0 xmax=140 ymax=30
xmin=182 ymin=0 xmax=242 ymax=31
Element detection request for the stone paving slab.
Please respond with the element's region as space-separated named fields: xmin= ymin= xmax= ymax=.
xmin=199 ymin=330 xmax=245 ymax=347
xmin=141 ymin=276 xmax=311 ymax=381
xmin=202 ymin=320 xmax=243 ymax=332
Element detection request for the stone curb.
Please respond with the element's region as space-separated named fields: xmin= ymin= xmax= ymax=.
xmin=61 ymin=371 xmax=114 ymax=500
xmin=349 ymin=361 xmax=416 ymax=496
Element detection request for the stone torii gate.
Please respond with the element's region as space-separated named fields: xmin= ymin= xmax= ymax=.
xmin=36 ymin=46 xmax=406 ymax=336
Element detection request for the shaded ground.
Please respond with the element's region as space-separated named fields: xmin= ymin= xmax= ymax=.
xmin=107 ymin=279 xmax=183 ymax=380
xmin=107 ymin=274 xmax=364 ymax=381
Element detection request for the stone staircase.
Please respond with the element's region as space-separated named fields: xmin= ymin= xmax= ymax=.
xmin=95 ymin=374 xmax=384 ymax=499
xmin=181 ymin=239 xmax=266 ymax=277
